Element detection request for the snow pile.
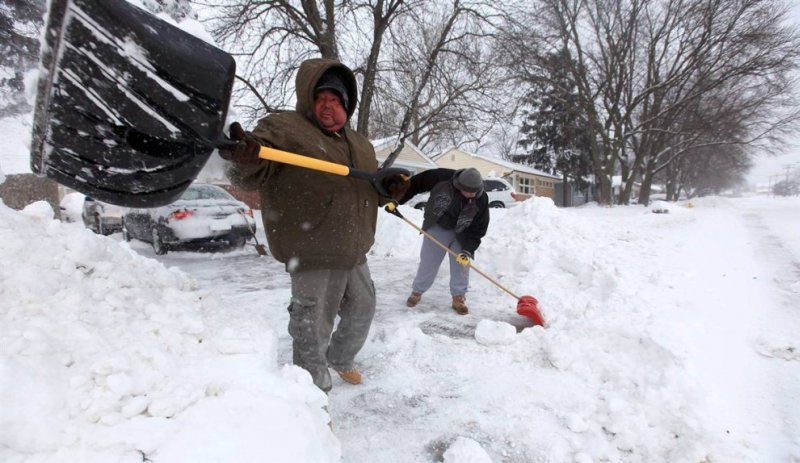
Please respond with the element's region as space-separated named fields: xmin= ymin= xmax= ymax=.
xmin=3 ymin=188 xmax=799 ymax=461
xmin=371 ymin=205 xmax=425 ymax=258
xmin=474 ymin=319 xmax=516 ymax=345
xmin=360 ymin=197 xmax=721 ymax=461
xmin=0 ymin=201 xmax=338 ymax=462
xmin=21 ymin=200 xmax=55 ymax=220
xmin=443 ymin=437 xmax=492 ymax=463
xmin=59 ymin=191 xmax=86 ymax=223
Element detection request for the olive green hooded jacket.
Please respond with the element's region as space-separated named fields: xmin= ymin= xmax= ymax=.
xmin=227 ymin=59 xmax=379 ymax=271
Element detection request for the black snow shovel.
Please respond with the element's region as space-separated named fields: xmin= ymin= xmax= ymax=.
xmin=31 ymin=0 xmax=407 ymax=207
xmin=31 ymin=0 xmax=236 ymax=207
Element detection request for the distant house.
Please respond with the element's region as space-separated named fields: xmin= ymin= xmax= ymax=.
xmin=433 ymin=148 xmax=561 ymax=200
xmin=373 ymin=138 xmax=438 ymax=174
xmin=612 ymin=175 xmax=642 ymax=200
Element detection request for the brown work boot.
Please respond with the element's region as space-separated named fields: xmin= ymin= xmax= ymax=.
xmin=335 ymin=368 xmax=362 ymax=385
xmin=452 ymin=295 xmax=468 ymax=315
xmin=406 ymin=292 xmax=422 ymax=307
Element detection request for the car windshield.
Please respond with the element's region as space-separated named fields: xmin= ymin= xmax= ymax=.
xmin=181 ymin=185 xmax=233 ymax=201
xmin=484 ymin=180 xmax=507 ymax=192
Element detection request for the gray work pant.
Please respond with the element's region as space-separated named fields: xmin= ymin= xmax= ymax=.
xmin=288 ymin=263 xmax=376 ymax=392
xmin=411 ymin=224 xmax=470 ymax=297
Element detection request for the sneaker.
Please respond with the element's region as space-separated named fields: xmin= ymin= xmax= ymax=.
xmin=452 ymin=295 xmax=468 ymax=315
xmin=335 ymin=368 xmax=362 ymax=385
xmin=406 ymin=292 xmax=422 ymax=307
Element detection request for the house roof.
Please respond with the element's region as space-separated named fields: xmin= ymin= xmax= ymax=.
xmin=373 ymin=138 xmax=438 ymax=169
xmin=441 ymin=147 xmax=561 ymax=179
xmin=372 ymin=136 xmax=400 ymax=150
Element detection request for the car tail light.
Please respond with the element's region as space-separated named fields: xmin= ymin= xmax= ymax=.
xmin=169 ymin=210 xmax=193 ymax=220
xmin=244 ymin=209 xmax=254 ymax=217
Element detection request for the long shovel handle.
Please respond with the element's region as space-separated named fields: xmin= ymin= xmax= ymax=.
xmin=259 ymin=146 xmax=375 ymax=182
xmin=392 ymin=211 xmax=520 ymax=300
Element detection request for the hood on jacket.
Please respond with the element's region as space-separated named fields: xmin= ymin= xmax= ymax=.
xmin=295 ymin=58 xmax=358 ymax=126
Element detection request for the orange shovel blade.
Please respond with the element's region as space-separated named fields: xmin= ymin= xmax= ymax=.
xmin=517 ymin=295 xmax=545 ymax=326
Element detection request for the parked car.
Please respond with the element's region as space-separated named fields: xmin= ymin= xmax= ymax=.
xmin=82 ymin=196 xmax=124 ymax=235
xmin=121 ymin=183 xmax=256 ymax=255
xmin=408 ymin=176 xmax=523 ymax=209
xmin=483 ymin=177 xmax=524 ymax=208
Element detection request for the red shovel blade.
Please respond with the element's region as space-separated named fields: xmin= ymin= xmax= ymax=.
xmin=517 ymin=295 xmax=545 ymax=326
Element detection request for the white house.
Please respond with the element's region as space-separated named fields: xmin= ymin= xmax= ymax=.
xmin=433 ymin=147 xmax=561 ymax=200
xmin=373 ymin=137 xmax=438 ymax=174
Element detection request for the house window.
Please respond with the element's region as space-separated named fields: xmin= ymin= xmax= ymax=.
xmin=517 ymin=176 xmax=534 ymax=194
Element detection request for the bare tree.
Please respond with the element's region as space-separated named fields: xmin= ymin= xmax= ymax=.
xmin=350 ymin=0 xmax=408 ymax=136
xmin=201 ymin=0 xmax=348 ymax=123
xmin=370 ymin=1 xmax=514 ymax=158
xmin=0 ymin=0 xmax=45 ymax=115
xmin=500 ymin=0 xmax=643 ymax=204
xmin=500 ymin=0 xmax=800 ymax=205
xmin=201 ymin=0 xmax=513 ymax=156
xmin=629 ymin=0 xmax=800 ymax=204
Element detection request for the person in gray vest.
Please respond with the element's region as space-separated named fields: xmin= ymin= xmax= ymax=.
xmin=390 ymin=168 xmax=490 ymax=314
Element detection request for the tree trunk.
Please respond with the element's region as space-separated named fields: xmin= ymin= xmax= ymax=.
xmin=319 ymin=0 xmax=339 ymax=59
xmin=638 ymin=169 xmax=653 ymax=206
xmin=356 ymin=0 xmax=398 ymax=136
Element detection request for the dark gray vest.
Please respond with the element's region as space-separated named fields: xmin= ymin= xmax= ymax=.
xmin=422 ymin=181 xmax=480 ymax=233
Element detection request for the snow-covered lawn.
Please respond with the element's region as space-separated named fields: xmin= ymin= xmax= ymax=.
xmin=2 ymin=194 xmax=799 ymax=462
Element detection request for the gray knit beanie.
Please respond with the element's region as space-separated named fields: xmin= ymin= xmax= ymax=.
xmin=315 ymin=70 xmax=349 ymax=109
xmin=453 ymin=168 xmax=483 ymax=193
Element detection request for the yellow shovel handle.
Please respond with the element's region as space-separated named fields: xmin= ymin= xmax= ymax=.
xmin=259 ymin=146 xmax=350 ymax=176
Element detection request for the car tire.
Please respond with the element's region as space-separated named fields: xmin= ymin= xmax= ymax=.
xmin=229 ymin=237 xmax=247 ymax=249
xmin=121 ymin=220 xmax=131 ymax=242
xmin=489 ymin=201 xmax=505 ymax=208
xmin=152 ymin=227 xmax=168 ymax=255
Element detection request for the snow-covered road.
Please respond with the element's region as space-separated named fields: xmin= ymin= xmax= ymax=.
xmin=8 ymin=195 xmax=796 ymax=461
xmin=129 ymin=196 xmax=800 ymax=462
xmin=641 ymin=197 xmax=800 ymax=462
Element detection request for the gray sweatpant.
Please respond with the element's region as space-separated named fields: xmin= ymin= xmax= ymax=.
xmin=288 ymin=263 xmax=376 ymax=392
xmin=411 ymin=224 xmax=470 ymax=297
